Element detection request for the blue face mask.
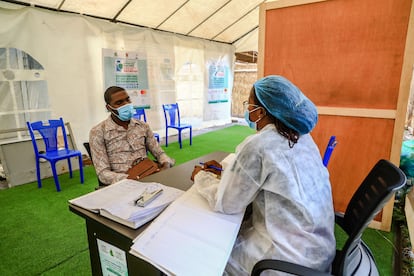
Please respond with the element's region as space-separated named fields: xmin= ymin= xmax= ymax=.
xmin=244 ymin=110 xmax=257 ymax=130
xmin=109 ymin=103 xmax=134 ymax=121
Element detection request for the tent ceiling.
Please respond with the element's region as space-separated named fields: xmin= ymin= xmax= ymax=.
xmin=2 ymin=0 xmax=272 ymax=52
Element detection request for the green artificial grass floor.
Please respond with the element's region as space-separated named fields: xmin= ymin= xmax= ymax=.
xmin=0 ymin=125 xmax=396 ymax=275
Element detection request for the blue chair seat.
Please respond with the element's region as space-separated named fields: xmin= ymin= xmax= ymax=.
xmin=38 ymin=149 xmax=81 ymax=159
xmin=27 ymin=118 xmax=84 ymax=192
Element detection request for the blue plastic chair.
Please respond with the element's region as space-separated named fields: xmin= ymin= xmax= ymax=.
xmin=133 ymin=108 xmax=160 ymax=143
xmin=162 ymin=103 xmax=192 ymax=149
xmin=322 ymin=135 xmax=337 ymax=167
xmin=26 ymin=118 xmax=84 ymax=192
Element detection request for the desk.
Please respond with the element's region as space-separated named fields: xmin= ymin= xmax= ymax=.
xmin=69 ymin=151 xmax=229 ymax=276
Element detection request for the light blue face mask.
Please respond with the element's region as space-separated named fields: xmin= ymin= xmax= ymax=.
xmin=244 ymin=110 xmax=257 ymax=130
xmin=109 ymin=103 xmax=134 ymax=121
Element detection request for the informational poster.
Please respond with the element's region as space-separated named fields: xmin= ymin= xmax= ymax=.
xmin=207 ymin=63 xmax=229 ymax=104
xmin=102 ymin=49 xmax=151 ymax=108
xmin=97 ymin=238 xmax=128 ymax=276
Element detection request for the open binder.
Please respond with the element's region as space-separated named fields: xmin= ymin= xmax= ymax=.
xmin=69 ymin=179 xmax=184 ymax=229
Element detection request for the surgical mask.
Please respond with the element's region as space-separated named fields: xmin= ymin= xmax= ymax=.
xmin=108 ymin=103 xmax=134 ymax=121
xmin=244 ymin=110 xmax=258 ymax=130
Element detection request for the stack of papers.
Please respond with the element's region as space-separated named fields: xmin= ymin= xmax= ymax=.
xmin=69 ymin=179 xmax=184 ymax=229
xmin=130 ymin=185 xmax=244 ymax=275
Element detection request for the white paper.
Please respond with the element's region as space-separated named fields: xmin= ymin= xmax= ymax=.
xmin=130 ymin=186 xmax=244 ymax=276
xmin=69 ymin=179 xmax=146 ymax=212
xmin=101 ymin=183 xmax=183 ymax=220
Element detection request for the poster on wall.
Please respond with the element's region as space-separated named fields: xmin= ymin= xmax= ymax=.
xmin=102 ymin=48 xmax=151 ymax=109
xmin=207 ymin=63 xmax=229 ymax=104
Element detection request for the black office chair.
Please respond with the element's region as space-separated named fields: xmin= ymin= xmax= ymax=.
xmin=83 ymin=142 xmax=107 ymax=187
xmin=251 ymin=159 xmax=406 ymax=276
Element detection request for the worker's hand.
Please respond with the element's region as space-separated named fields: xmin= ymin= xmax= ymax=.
xmin=201 ymin=160 xmax=222 ymax=177
xmin=191 ymin=165 xmax=203 ymax=181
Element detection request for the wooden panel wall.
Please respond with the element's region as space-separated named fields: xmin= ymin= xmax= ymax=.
xmin=258 ymin=0 xmax=414 ymax=231
xmin=312 ymin=116 xmax=394 ymax=214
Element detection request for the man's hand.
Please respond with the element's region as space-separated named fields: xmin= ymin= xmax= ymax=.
xmin=160 ymin=162 xmax=171 ymax=171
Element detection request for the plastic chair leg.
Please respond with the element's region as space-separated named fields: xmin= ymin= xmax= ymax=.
xmin=165 ymin=129 xmax=169 ymax=147
xmin=35 ymin=159 xmax=42 ymax=188
xmin=178 ymin=130 xmax=182 ymax=149
xmin=78 ymin=155 xmax=84 ymax=183
xmin=189 ymin=127 xmax=192 ymax=146
xmin=51 ymin=161 xmax=61 ymax=192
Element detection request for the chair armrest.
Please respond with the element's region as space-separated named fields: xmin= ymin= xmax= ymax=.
xmin=251 ymin=259 xmax=331 ymax=276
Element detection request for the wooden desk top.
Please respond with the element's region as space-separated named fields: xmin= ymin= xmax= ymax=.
xmin=69 ymin=151 xmax=230 ymax=240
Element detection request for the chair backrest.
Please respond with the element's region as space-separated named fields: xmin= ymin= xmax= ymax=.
xmin=162 ymin=103 xmax=181 ymax=126
xmin=322 ymin=135 xmax=337 ymax=167
xmin=133 ymin=108 xmax=147 ymax=122
xmin=83 ymin=142 xmax=92 ymax=161
xmin=83 ymin=142 xmax=107 ymax=187
xmin=336 ymin=159 xmax=406 ymax=275
xmin=27 ymin=118 xmax=69 ymax=155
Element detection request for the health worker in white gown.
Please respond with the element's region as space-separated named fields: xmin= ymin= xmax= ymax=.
xmin=191 ymin=75 xmax=336 ymax=275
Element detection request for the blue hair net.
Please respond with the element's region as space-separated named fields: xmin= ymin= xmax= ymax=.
xmin=253 ymin=75 xmax=318 ymax=135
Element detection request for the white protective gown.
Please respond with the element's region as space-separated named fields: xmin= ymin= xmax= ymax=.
xmin=194 ymin=124 xmax=336 ymax=275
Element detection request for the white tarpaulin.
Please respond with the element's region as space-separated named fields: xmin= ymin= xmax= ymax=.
xmin=0 ymin=4 xmax=235 ymax=149
xmin=0 ymin=0 xmax=265 ymax=52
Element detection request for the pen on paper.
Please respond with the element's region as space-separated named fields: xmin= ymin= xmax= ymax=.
xmin=134 ymin=188 xmax=163 ymax=207
xmin=199 ymin=162 xmax=223 ymax=171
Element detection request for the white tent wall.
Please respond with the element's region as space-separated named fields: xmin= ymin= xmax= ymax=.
xmin=0 ymin=5 xmax=235 ymax=153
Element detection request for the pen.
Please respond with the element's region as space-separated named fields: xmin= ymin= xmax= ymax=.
xmin=134 ymin=188 xmax=163 ymax=207
xmin=199 ymin=162 xmax=223 ymax=171
xmin=134 ymin=195 xmax=143 ymax=205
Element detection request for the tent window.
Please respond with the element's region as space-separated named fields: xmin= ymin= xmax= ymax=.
xmin=176 ymin=61 xmax=204 ymax=126
xmin=174 ymin=44 xmax=205 ymax=127
xmin=8 ymin=48 xmax=43 ymax=70
xmin=0 ymin=48 xmax=50 ymax=140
